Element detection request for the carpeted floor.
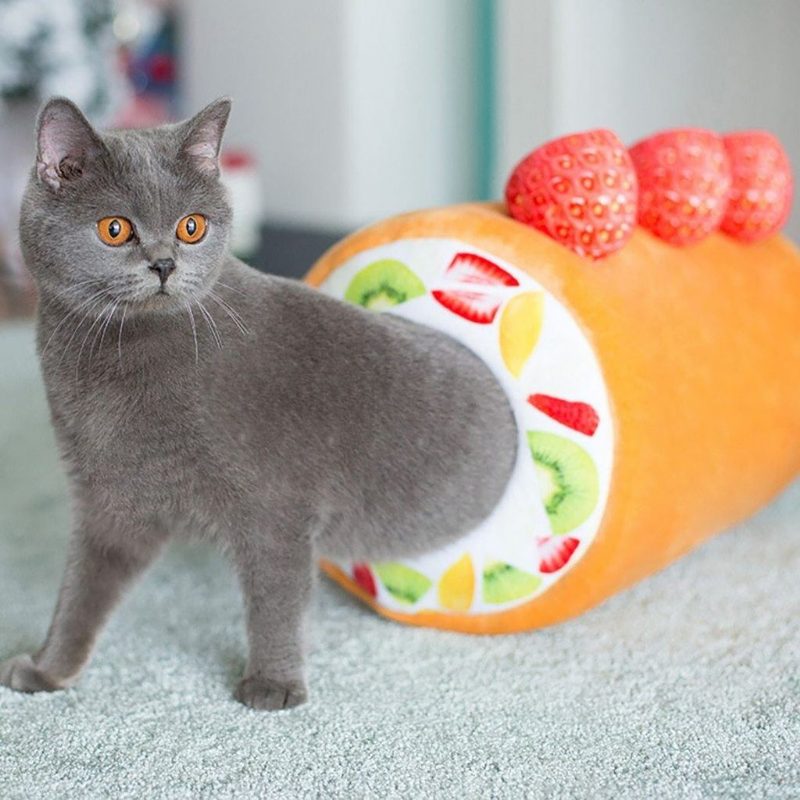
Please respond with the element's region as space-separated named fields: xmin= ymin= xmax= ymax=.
xmin=1 ymin=320 xmax=798 ymax=799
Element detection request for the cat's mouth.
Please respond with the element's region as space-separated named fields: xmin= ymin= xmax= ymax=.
xmin=131 ymin=286 xmax=186 ymax=312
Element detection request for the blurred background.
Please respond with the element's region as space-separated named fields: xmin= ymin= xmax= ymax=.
xmin=1 ymin=0 xmax=799 ymax=317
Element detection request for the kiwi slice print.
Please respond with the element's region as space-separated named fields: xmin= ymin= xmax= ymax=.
xmin=527 ymin=431 xmax=599 ymax=534
xmin=374 ymin=562 xmax=432 ymax=605
xmin=344 ymin=259 xmax=425 ymax=309
xmin=482 ymin=562 xmax=542 ymax=604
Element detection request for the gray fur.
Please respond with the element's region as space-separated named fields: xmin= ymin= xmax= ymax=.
xmin=0 ymin=98 xmax=517 ymax=710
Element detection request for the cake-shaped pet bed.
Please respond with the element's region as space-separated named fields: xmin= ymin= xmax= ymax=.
xmin=305 ymin=128 xmax=800 ymax=633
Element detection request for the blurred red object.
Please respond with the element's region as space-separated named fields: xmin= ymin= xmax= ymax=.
xmin=112 ymin=95 xmax=172 ymax=129
xmin=222 ymin=151 xmax=257 ymax=170
xmin=221 ymin=150 xmax=264 ymax=259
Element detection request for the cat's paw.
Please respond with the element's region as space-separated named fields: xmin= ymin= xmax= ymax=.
xmin=234 ymin=675 xmax=307 ymax=711
xmin=0 ymin=654 xmax=65 ymax=693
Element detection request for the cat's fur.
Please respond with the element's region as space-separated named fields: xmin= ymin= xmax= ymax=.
xmin=0 ymin=98 xmax=517 ymax=710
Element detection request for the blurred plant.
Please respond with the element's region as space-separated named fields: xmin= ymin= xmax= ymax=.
xmin=0 ymin=0 xmax=114 ymax=116
xmin=0 ymin=0 xmax=117 ymax=318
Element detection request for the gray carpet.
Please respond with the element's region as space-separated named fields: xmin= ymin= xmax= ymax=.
xmin=1 ymin=320 xmax=798 ymax=800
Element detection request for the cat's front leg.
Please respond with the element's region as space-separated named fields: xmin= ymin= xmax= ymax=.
xmin=230 ymin=509 xmax=316 ymax=711
xmin=0 ymin=515 xmax=166 ymax=694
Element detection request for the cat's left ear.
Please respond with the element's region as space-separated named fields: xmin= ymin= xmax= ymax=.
xmin=36 ymin=97 xmax=108 ymax=192
xmin=178 ymin=98 xmax=232 ymax=176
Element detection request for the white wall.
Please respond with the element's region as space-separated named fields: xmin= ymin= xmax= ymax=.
xmin=495 ymin=0 xmax=554 ymax=196
xmin=184 ymin=1 xmax=349 ymax=230
xmin=184 ymin=0 xmax=481 ymax=230
xmin=344 ymin=1 xmax=479 ymax=224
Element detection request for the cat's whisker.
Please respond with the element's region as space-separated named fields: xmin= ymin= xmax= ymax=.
xmin=215 ymin=281 xmax=248 ymax=297
xmin=41 ymin=287 xmax=110 ymax=358
xmin=195 ymin=299 xmax=223 ymax=350
xmin=208 ymin=290 xmax=250 ymax=336
xmin=40 ymin=279 xmax=102 ymax=310
xmin=54 ymin=291 xmax=113 ymax=369
xmin=89 ymin=303 xmax=112 ymax=361
xmin=209 ymin=289 xmax=248 ymax=325
xmin=117 ymin=303 xmax=128 ymax=369
xmin=74 ymin=298 xmax=116 ymax=380
xmin=93 ymin=300 xmax=120 ymax=360
xmin=185 ymin=301 xmax=200 ymax=365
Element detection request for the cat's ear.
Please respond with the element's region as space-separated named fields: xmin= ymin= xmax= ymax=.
xmin=177 ymin=98 xmax=232 ymax=176
xmin=36 ymin=98 xmax=108 ymax=192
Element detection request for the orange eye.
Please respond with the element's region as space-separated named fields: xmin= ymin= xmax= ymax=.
xmin=176 ymin=214 xmax=207 ymax=244
xmin=96 ymin=216 xmax=134 ymax=246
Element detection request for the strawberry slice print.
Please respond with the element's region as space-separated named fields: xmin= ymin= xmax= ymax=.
xmin=537 ymin=536 xmax=580 ymax=574
xmin=528 ymin=393 xmax=599 ymax=436
xmin=432 ymin=290 xmax=502 ymax=324
xmin=445 ymin=252 xmax=519 ymax=287
xmin=352 ymin=563 xmax=377 ymax=598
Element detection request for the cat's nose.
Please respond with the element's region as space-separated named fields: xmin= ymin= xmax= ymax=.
xmin=149 ymin=258 xmax=176 ymax=286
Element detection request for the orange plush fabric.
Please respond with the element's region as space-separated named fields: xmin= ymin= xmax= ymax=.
xmin=306 ymin=203 xmax=800 ymax=633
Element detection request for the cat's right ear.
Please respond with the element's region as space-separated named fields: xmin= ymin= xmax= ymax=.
xmin=36 ymin=98 xmax=108 ymax=192
xmin=177 ymin=98 xmax=232 ymax=176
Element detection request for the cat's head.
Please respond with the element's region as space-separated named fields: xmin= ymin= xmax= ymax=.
xmin=20 ymin=97 xmax=233 ymax=314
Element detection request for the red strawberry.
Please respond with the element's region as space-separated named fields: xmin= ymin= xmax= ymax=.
xmin=353 ymin=563 xmax=377 ymax=598
xmin=630 ymin=128 xmax=731 ymax=246
xmin=538 ymin=536 xmax=580 ymax=574
xmin=445 ymin=252 xmax=519 ymax=287
xmin=432 ymin=289 xmax=502 ymax=324
xmin=720 ymin=131 xmax=793 ymax=243
xmin=528 ymin=393 xmax=599 ymax=436
xmin=505 ymin=129 xmax=637 ymax=260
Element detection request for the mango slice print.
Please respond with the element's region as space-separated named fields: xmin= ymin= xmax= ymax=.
xmin=499 ymin=292 xmax=544 ymax=377
xmin=438 ymin=554 xmax=475 ymax=612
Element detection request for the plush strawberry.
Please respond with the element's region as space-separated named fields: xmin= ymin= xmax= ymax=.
xmin=353 ymin=563 xmax=377 ymax=598
xmin=432 ymin=290 xmax=502 ymax=324
xmin=528 ymin=393 xmax=599 ymax=436
xmin=537 ymin=536 xmax=580 ymax=574
xmin=629 ymin=128 xmax=731 ymax=246
xmin=505 ymin=129 xmax=637 ymax=260
xmin=445 ymin=252 xmax=519 ymax=287
xmin=719 ymin=131 xmax=793 ymax=243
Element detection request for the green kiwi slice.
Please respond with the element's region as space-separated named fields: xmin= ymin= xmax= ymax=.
xmin=527 ymin=431 xmax=599 ymax=534
xmin=374 ymin=562 xmax=432 ymax=605
xmin=344 ymin=259 xmax=426 ymax=310
xmin=482 ymin=562 xmax=542 ymax=604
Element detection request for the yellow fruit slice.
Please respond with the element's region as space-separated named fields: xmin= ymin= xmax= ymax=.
xmin=438 ymin=554 xmax=475 ymax=612
xmin=499 ymin=292 xmax=545 ymax=377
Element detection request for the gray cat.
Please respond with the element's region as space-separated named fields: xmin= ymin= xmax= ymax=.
xmin=0 ymin=98 xmax=517 ymax=710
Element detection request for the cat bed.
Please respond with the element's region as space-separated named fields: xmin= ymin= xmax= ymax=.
xmin=304 ymin=201 xmax=800 ymax=634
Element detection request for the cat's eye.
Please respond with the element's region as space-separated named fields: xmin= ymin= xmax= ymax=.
xmin=96 ymin=216 xmax=134 ymax=247
xmin=176 ymin=214 xmax=207 ymax=244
